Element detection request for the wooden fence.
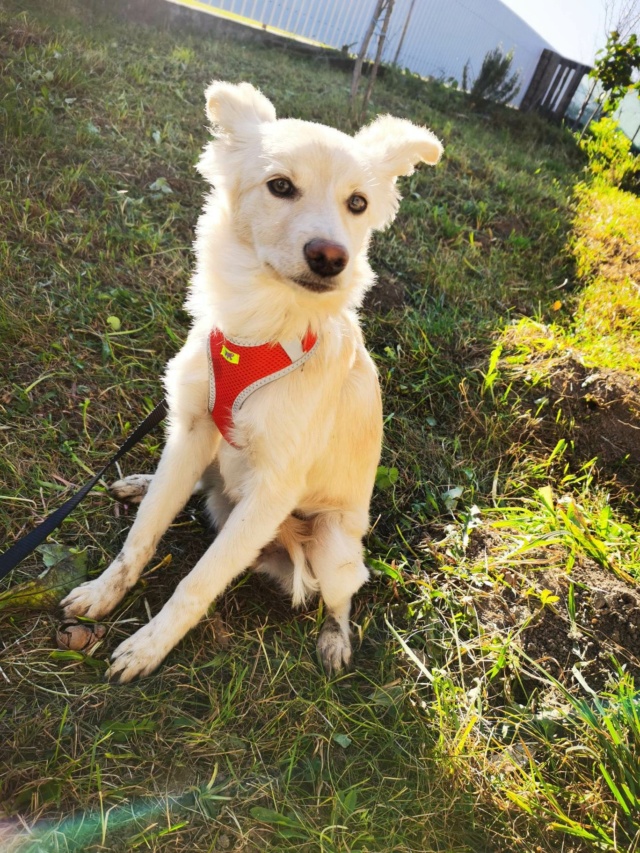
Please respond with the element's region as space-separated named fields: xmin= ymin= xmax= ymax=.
xmin=520 ymin=48 xmax=591 ymax=120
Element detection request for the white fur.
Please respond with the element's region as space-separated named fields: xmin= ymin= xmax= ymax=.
xmin=61 ymin=82 xmax=443 ymax=681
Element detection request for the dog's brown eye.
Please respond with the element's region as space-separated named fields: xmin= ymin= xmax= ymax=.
xmin=348 ymin=193 xmax=367 ymax=214
xmin=267 ymin=178 xmax=296 ymax=198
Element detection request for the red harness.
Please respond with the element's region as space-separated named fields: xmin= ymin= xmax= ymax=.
xmin=207 ymin=328 xmax=318 ymax=446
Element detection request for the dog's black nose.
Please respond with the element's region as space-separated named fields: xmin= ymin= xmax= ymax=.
xmin=303 ymin=239 xmax=349 ymax=278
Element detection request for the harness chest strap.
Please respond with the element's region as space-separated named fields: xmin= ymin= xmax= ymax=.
xmin=207 ymin=328 xmax=318 ymax=446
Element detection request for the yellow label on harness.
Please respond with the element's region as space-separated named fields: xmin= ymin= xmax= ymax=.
xmin=220 ymin=345 xmax=240 ymax=364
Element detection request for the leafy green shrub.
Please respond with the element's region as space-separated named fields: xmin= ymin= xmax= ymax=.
xmin=580 ymin=116 xmax=640 ymax=189
xmin=468 ymin=47 xmax=521 ymax=104
xmin=591 ymin=31 xmax=640 ymax=114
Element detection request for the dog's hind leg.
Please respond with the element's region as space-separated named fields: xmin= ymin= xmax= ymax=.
xmin=110 ymin=474 xmax=154 ymax=504
xmin=253 ymin=541 xmax=294 ymax=596
xmin=111 ymin=461 xmax=222 ymax=508
xmin=307 ymin=512 xmax=369 ymax=676
xmin=200 ymin=461 xmax=234 ymax=531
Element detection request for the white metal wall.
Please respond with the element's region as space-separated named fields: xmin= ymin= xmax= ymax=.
xmin=197 ymin=0 xmax=555 ymax=105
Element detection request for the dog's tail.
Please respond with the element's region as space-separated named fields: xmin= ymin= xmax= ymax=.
xmin=278 ymin=515 xmax=319 ymax=608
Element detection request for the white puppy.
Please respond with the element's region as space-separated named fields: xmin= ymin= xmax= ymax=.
xmin=61 ymin=82 xmax=442 ymax=682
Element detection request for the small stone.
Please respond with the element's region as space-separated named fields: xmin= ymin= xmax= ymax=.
xmin=56 ymin=621 xmax=106 ymax=652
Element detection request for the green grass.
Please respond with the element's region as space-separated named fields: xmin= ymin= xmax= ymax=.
xmin=568 ymin=180 xmax=640 ymax=372
xmin=1 ymin=2 xmax=640 ymax=851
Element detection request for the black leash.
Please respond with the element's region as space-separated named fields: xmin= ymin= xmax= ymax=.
xmin=0 ymin=399 xmax=168 ymax=584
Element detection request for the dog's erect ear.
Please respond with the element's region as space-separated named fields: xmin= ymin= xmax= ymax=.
xmin=205 ymin=81 xmax=276 ymax=135
xmin=356 ymin=115 xmax=443 ymax=178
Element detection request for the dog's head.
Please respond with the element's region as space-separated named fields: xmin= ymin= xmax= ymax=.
xmin=198 ymin=81 xmax=442 ymax=300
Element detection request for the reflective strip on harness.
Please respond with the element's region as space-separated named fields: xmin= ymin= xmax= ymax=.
xmin=207 ymin=328 xmax=318 ymax=446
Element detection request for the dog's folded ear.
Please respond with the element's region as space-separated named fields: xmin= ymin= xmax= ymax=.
xmin=356 ymin=115 xmax=443 ymax=179
xmin=205 ymin=81 xmax=276 ymax=135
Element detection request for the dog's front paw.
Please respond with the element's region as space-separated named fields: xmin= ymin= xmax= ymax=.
xmin=108 ymin=621 xmax=171 ymax=683
xmin=109 ymin=474 xmax=152 ymax=504
xmin=61 ymin=578 xmax=121 ymax=621
xmin=317 ymin=616 xmax=352 ymax=676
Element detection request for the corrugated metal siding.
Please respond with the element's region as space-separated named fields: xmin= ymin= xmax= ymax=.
xmin=196 ymin=0 xmax=554 ymax=105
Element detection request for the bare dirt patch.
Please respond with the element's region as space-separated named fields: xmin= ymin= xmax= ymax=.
xmin=501 ymin=343 xmax=640 ymax=490
xmin=472 ymin=541 xmax=640 ymax=694
xmin=546 ymin=358 xmax=640 ymax=484
xmin=363 ymin=271 xmax=406 ymax=313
